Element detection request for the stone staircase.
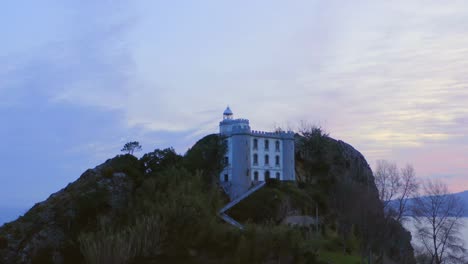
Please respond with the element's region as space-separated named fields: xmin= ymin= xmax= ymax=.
xmin=218 ymin=181 xmax=266 ymax=229
xmin=219 ymin=213 xmax=244 ymax=230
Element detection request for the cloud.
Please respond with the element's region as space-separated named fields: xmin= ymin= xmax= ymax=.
xmin=1 ymin=0 xmax=468 ymax=194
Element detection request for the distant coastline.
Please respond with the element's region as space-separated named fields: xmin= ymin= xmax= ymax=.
xmin=389 ymin=190 xmax=468 ymax=217
xmin=404 ymin=217 xmax=468 ymax=252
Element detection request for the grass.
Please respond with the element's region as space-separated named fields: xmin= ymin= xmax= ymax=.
xmin=318 ymin=251 xmax=361 ymax=264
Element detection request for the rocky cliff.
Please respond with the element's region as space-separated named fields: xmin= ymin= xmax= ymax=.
xmin=0 ymin=156 xmax=138 ymax=264
xmin=295 ymin=132 xmax=415 ymax=263
xmin=0 ymin=132 xmax=416 ymax=264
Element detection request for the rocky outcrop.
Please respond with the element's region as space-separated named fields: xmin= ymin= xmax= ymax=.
xmin=295 ymin=133 xmax=416 ymax=264
xmin=0 ymin=134 xmax=416 ymax=264
xmin=296 ymin=135 xmax=378 ymax=195
xmin=0 ymin=156 xmax=136 ymax=264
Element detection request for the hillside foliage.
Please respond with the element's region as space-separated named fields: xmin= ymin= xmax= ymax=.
xmin=0 ymin=132 xmax=416 ymax=264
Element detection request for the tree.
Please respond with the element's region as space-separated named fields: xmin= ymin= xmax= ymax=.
xmin=183 ymin=134 xmax=227 ymax=187
xmin=374 ymin=161 xmax=418 ymax=223
xmin=394 ymin=164 xmax=417 ymax=223
xmin=297 ymin=123 xmax=330 ymax=162
xmin=374 ymin=161 xmax=419 ymax=263
xmin=296 ymin=123 xmax=334 ymax=186
xmin=121 ymin=141 xmax=142 ymax=155
xmin=412 ymin=180 xmax=466 ymax=264
xmin=140 ymin=148 xmax=182 ymax=174
xmin=375 ymin=160 xmax=400 ymax=211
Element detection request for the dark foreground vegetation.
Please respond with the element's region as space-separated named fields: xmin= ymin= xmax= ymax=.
xmin=0 ymin=129 xmax=416 ymax=263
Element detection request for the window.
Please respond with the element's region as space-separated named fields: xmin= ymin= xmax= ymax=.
xmin=246 ymin=169 xmax=250 ymax=176
xmin=265 ymin=170 xmax=270 ymax=180
xmin=276 ymin=172 xmax=280 ymax=180
xmin=253 ymin=138 xmax=258 ymax=149
xmin=224 ymin=174 xmax=229 ymax=182
xmin=264 ymin=140 xmax=269 ymax=150
xmin=275 ymin=155 xmax=280 ymax=166
xmin=265 ymin=154 xmax=269 ymax=165
xmin=254 ymin=171 xmax=259 ymax=181
xmin=224 ymin=156 xmax=229 ymax=165
xmin=253 ymin=154 xmax=258 ymax=165
xmin=275 ymin=141 xmax=280 ymax=152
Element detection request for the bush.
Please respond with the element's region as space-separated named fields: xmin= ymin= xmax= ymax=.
xmin=128 ymin=215 xmax=165 ymax=258
xmin=228 ymin=182 xmax=315 ymax=224
xmin=79 ymin=214 xmax=165 ymax=264
xmin=266 ymin=177 xmax=280 ymax=186
xmin=31 ymin=247 xmax=54 ymax=264
xmin=233 ymin=224 xmax=304 ymax=263
xmin=72 ymin=186 xmax=110 ymax=235
xmin=140 ymin=148 xmax=183 ymax=176
xmin=0 ymin=236 xmax=7 ymax=249
xmin=102 ymin=167 xmax=114 ymax=179
xmin=79 ymin=228 xmax=134 ymax=264
xmin=106 ymin=155 xmax=144 ymax=184
xmin=183 ymin=134 xmax=227 ymax=186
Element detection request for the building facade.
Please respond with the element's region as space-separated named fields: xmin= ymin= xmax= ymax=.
xmin=219 ymin=106 xmax=295 ymax=199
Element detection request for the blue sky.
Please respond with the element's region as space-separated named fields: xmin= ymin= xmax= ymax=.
xmin=1 ymin=1 xmax=468 ymax=212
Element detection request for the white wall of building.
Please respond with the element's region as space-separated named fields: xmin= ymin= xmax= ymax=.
xmin=250 ymin=136 xmax=283 ymax=181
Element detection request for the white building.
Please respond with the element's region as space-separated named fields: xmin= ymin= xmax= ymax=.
xmin=219 ymin=106 xmax=295 ymax=199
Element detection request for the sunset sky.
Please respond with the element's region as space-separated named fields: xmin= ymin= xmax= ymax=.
xmin=1 ymin=0 xmax=467 ymax=211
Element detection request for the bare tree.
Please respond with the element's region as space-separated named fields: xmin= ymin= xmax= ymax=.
xmin=374 ymin=161 xmax=418 ymax=223
xmin=394 ymin=164 xmax=418 ymax=223
xmin=412 ymin=180 xmax=466 ymax=264
xmin=375 ymin=160 xmax=400 ymax=211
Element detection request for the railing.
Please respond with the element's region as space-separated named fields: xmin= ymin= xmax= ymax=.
xmin=251 ymin=130 xmax=294 ymax=136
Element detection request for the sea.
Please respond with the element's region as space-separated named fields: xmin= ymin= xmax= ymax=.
xmin=404 ymin=217 xmax=468 ymax=257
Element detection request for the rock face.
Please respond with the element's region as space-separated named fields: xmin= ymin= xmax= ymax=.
xmin=296 ymin=135 xmax=378 ymax=195
xmin=0 ymin=134 xmax=416 ymax=264
xmin=295 ymin=134 xmax=415 ymax=264
xmin=0 ymin=156 xmax=136 ymax=264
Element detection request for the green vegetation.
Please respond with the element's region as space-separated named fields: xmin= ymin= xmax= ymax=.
xmin=229 ymin=181 xmax=316 ymax=224
xmin=0 ymin=131 xmax=416 ymax=263
xmin=74 ymin=135 xmax=331 ymax=263
xmin=318 ymin=251 xmax=360 ymax=264
xmin=121 ymin=141 xmax=143 ymax=155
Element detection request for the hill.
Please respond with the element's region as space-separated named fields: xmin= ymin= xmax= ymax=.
xmin=0 ymin=131 xmax=416 ymax=264
xmin=455 ymin=190 xmax=468 ymax=215
xmin=390 ymin=190 xmax=468 ymax=217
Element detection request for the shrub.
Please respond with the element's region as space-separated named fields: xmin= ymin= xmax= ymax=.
xmin=79 ymin=214 xmax=165 ymax=264
xmin=233 ymin=224 xmax=304 ymax=263
xmin=128 ymin=215 xmax=165 ymax=258
xmin=183 ymin=134 xmax=227 ymax=187
xmin=79 ymin=226 xmax=134 ymax=264
xmin=102 ymin=167 xmax=114 ymax=179
xmin=140 ymin=148 xmax=183 ymax=176
xmin=0 ymin=236 xmax=7 ymax=249
xmin=106 ymin=155 xmax=144 ymax=184
xmin=31 ymin=247 xmax=53 ymax=264
xmin=72 ymin=186 xmax=110 ymax=235
xmin=28 ymin=210 xmax=163 ymax=264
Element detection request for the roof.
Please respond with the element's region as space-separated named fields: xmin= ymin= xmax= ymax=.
xmin=223 ymin=106 xmax=233 ymax=115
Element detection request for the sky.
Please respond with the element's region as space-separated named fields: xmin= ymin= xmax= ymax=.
xmin=1 ymin=0 xmax=467 ymax=213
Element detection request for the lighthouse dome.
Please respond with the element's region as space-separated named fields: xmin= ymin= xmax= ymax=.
xmin=223 ymin=106 xmax=233 ymax=116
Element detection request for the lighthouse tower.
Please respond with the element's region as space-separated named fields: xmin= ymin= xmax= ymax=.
xmin=219 ymin=107 xmax=252 ymax=198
